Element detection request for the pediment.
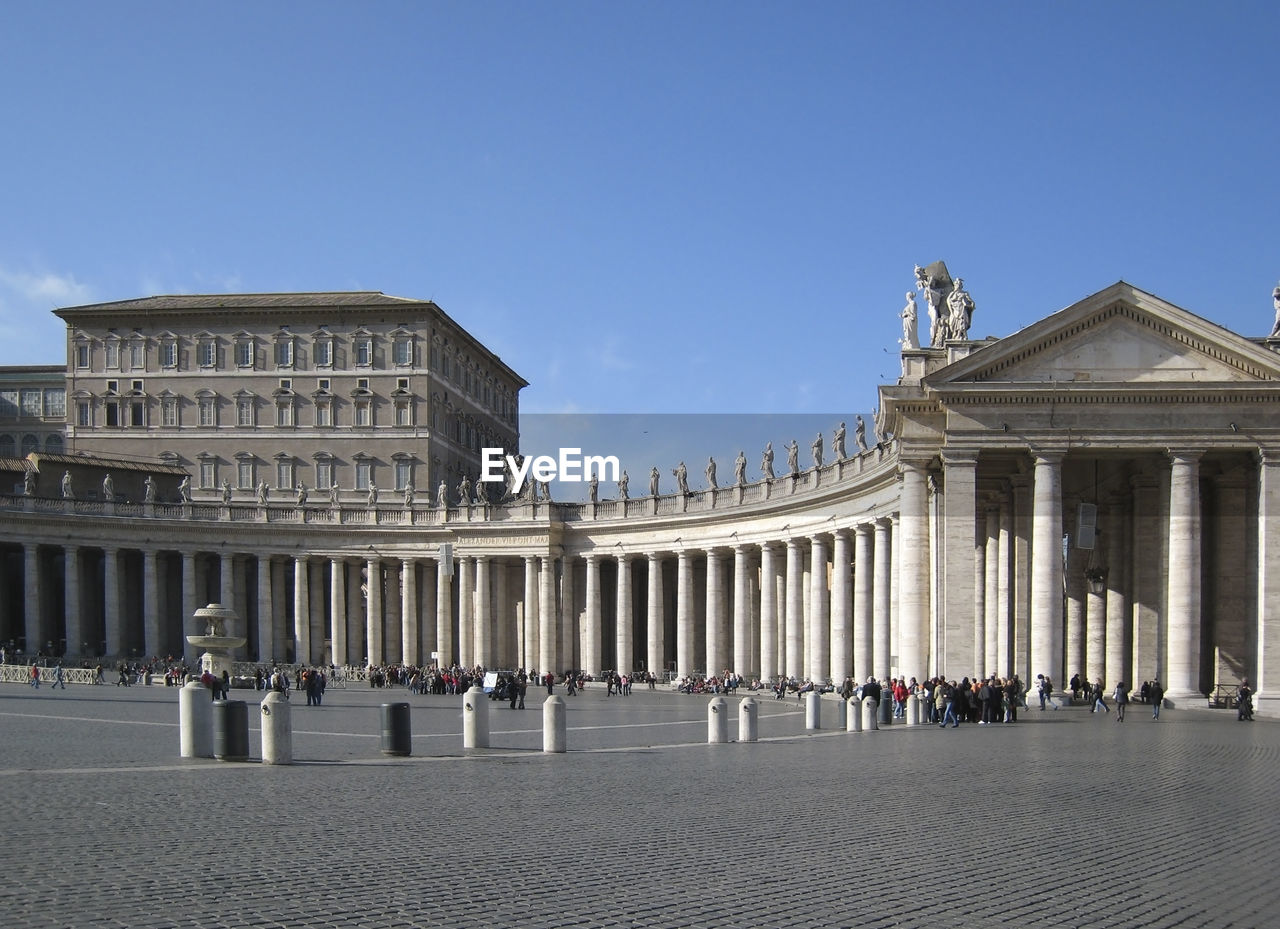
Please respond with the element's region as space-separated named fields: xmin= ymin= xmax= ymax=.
xmin=929 ymin=283 xmax=1280 ymax=388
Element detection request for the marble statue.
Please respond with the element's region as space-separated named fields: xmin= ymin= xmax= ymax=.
xmin=367 ymin=482 xmax=378 ymax=507
xmin=786 ymin=440 xmax=799 ymax=476
xmin=673 ymin=461 xmax=689 ymax=496
xmin=588 ymin=473 xmax=599 ymax=504
xmin=295 ymin=482 xmax=307 ymax=506
xmin=539 ymin=479 xmax=552 ymax=502
xmin=329 ymin=483 xmax=340 ymax=505
xmin=811 ymin=433 xmax=823 ymax=469
xmin=61 ymin=470 xmax=73 ymax=500
xmin=618 ymin=470 xmax=629 ymax=500
xmin=178 ymin=475 xmax=191 ymax=503
xmin=649 ymin=466 xmax=660 ymax=497
xmin=705 ymin=456 xmax=717 ymax=489
xmin=403 ymin=482 xmax=415 ymax=507
xmin=475 ymin=478 xmax=488 ymax=504
xmin=734 ymin=451 xmax=747 ymax=486
xmin=761 ymin=443 xmax=774 ymax=480
xmin=437 ymin=480 xmax=447 ymax=508
xmin=102 ymin=474 xmax=115 ymax=502
xmin=947 ymin=278 xmax=975 ymax=340
xmin=833 ymin=423 xmax=846 ymax=460
xmin=855 ymin=415 xmax=868 ymax=452
xmin=1272 ymin=281 xmax=1280 ymax=337
xmin=144 ymin=475 xmax=156 ymax=503
xmin=23 ymin=469 xmax=36 ymax=496
xmin=901 ymin=292 xmax=920 ymax=350
xmin=458 ymin=475 xmax=471 ymax=505
xmin=256 ymin=480 xmax=269 ymax=506
xmin=221 ymin=480 xmax=232 ymax=504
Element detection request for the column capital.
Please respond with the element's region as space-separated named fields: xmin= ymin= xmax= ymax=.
xmin=1030 ymin=448 xmax=1067 ymax=465
xmin=898 ymin=456 xmax=933 ymax=475
xmin=583 ymin=551 xmax=599 ymax=564
xmin=940 ymin=448 xmax=980 ymax=468
xmin=1166 ymin=447 xmax=1206 ymax=463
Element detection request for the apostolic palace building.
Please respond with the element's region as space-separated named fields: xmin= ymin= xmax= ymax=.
xmin=3 ymin=269 xmax=1280 ymax=715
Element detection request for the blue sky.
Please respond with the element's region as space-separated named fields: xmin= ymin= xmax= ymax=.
xmin=2 ymin=1 xmax=1277 ymax=440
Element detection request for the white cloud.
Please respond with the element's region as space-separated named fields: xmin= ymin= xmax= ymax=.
xmin=0 ymin=266 xmax=94 ymax=366
xmin=0 ymin=268 xmax=93 ymax=308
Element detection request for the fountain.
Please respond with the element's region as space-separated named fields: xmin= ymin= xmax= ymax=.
xmin=186 ymin=603 xmax=247 ymax=681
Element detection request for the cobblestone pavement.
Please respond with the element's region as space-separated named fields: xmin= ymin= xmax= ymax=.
xmin=1 ymin=682 xmax=1276 ymax=929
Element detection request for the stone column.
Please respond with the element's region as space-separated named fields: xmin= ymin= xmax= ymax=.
xmin=474 ymin=556 xmax=491 ymax=669
xmin=143 ymin=548 xmax=161 ymax=658
xmin=271 ymin=560 xmax=288 ymax=662
xmin=983 ymin=504 xmax=1000 ymax=676
xmin=538 ymin=555 xmax=556 ymax=674
xmin=583 ymin=553 xmax=601 ymax=677
xmin=1030 ymin=452 xmax=1065 ymax=684
xmin=732 ymin=545 xmax=751 ymax=678
xmin=808 ymin=536 xmax=829 ymax=683
xmin=1085 ymin=541 xmax=1106 ymax=685
xmin=366 ymin=556 xmax=383 ymax=666
xmin=103 ymin=547 xmax=121 ymax=657
xmin=419 ymin=560 xmax=437 ymax=667
xmin=1064 ymin=507 xmax=1087 ymax=688
xmin=1010 ymin=475 xmax=1033 ymax=683
xmin=646 ymin=552 xmax=664 ymax=678
xmin=220 ymin=552 xmax=235 ymax=617
xmin=64 ymin=546 xmax=82 ymax=659
xmin=782 ymin=539 xmax=803 ymax=679
xmin=830 ymin=529 xmax=851 ymax=683
xmin=676 ymin=550 xmax=694 ymax=679
xmin=705 ymin=550 xmax=726 ymax=680
xmin=559 ymin=556 xmax=575 ymax=672
xmin=294 ymin=555 xmax=311 ymax=665
xmin=899 ymin=458 xmax=932 ymax=681
xmin=873 ymin=518 xmax=892 ymax=681
xmin=458 ymin=556 xmax=474 ymax=667
xmin=996 ymin=498 xmax=1012 ymax=675
xmin=1256 ymin=450 xmax=1280 ymax=712
xmin=1105 ymin=495 xmax=1131 ymax=690
xmin=401 ymin=558 xmax=418 ymax=667
xmin=852 ymin=525 xmax=872 ymax=683
xmin=615 ymin=554 xmax=633 ymax=674
xmin=522 ymin=555 xmax=538 ymax=670
xmin=939 ymin=451 xmax=976 ymax=679
xmin=383 ymin=561 xmax=402 ymax=666
xmin=23 ymin=544 xmax=42 ymax=657
xmin=183 ymin=551 xmax=199 ymax=662
xmin=250 ymin=556 xmax=270 ymax=663
xmin=758 ymin=544 xmax=778 ymax=680
xmin=330 ymin=558 xmax=347 ymax=666
xmin=436 ymin=557 xmax=453 ymax=668
xmin=1130 ymin=472 xmax=1164 ymax=686
xmin=1166 ymin=450 xmax=1203 ymax=701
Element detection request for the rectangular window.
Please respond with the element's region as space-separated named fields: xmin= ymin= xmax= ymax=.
xmin=162 ymin=398 xmax=177 ymax=427
xmin=199 ymin=460 xmax=216 ymax=489
xmin=393 ymin=339 xmax=411 ymax=366
xmin=46 ymin=388 xmax=68 ymax=418
xmin=160 ymin=341 xmax=178 ymax=368
xmin=131 ymin=379 xmax=143 ymax=392
xmin=236 ymin=341 xmax=254 ymax=368
xmin=355 ymin=461 xmax=371 ymax=490
xmin=106 ymin=402 xmax=119 ymax=427
xmin=20 ymin=389 xmax=41 ymax=417
xmin=76 ymin=344 xmax=90 ymax=369
xmin=316 ymin=401 xmax=331 ymax=427
xmin=357 ymin=377 xmax=370 ymax=390
xmin=238 ymin=399 xmax=254 ymax=427
xmin=355 ymin=339 xmax=372 ymax=366
xmin=397 ymin=377 xmax=409 ymax=390
xmin=130 ymin=400 xmax=145 ymax=427
xmin=279 ymin=378 xmax=292 ymax=390
xmin=395 ymin=461 xmax=412 ymax=491
xmin=105 ymin=342 xmax=119 ymax=370
xmin=198 ymin=341 xmax=216 ymax=367
xmin=314 ymin=340 xmax=332 ymax=367
xmin=199 ymin=398 xmax=216 ymax=426
xmin=0 ymin=389 xmax=17 ymax=416
xmin=77 ymin=401 xmax=91 ymax=427
xmin=276 ymin=403 xmax=293 ymax=427
xmin=276 ymin=340 xmax=293 ymax=368
xmin=277 ymin=461 xmax=294 ymax=489
xmin=355 ymin=402 xmax=371 ymax=427
xmin=317 ymin=378 xmax=330 ymax=392
xmin=395 ymin=402 xmax=411 ymax=426
xmin=237 ymin=460 xmax=254 ymax=489
xmin=129 ymin=342 xmax=144 ymax=369
xmin=316 ymin=460 xmax=333 ymax=489
xmin=106 ymin=379 xmax=118 ymax=394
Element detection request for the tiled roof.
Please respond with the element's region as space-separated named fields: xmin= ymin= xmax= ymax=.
xmin=55 ymin=292 xmax=435 ymax=315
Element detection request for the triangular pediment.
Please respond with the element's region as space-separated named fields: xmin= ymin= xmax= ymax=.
xmin=929 ymin=282 xmax=1280 ymax=388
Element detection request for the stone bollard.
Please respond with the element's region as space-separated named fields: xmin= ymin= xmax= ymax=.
xmin=906 ymin=694 xmax=921 ymax=726
xmin=846 ymin=696 xmax=862 ymax=732
xmin=707 ymin=696 xmax=729 ymax=743
xmin=179 ymin=680 xmax=214 ymax=758
xmin=260 ymin=690 xmax=292 ymax=765
xmin=543 ymin=695 xmax=567 ymax=753
xmin=212 ymin=699 xmax=249 ymax=761
xmin=832 ymin=694 xmax=847 ymax=729
xmin=862 ymin=696 xmax=879 ymax=731
xmin=739 ymin=697 xmax=758 ymax=742
xmin=805 ymin=691 xmax=822 ymax=730
xmin=380 ymin=702 xmax=411 ymax=757
xmin=463 ymin=685 xmax=490 ymax=749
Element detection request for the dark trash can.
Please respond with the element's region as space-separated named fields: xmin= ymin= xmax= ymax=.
xmin=381 ymin=702 xmax=411 ymax=756
xmin=879 ymin=695 xmax=893 ymax=725
xmin=213 ymin=699 xmax=250 ymax=761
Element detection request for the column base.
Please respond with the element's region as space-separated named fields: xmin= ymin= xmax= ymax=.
xmin=1160 ymin=689 xmax=1207 ymax=709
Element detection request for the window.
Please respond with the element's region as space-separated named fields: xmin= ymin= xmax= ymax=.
xmin=354 ymin=399 xmax=371 ymax=427
xmin=315 ymin=456 xmax=334 ymax=489
xmin=355 ymin=459 xmax=372 ymax=490
xmin=275 ymin=337 xmax=294 ymax=368
xmin=199 ymin=459 xmax=216 ymax=489
xmin=395 ymin=398 xmax=412 ymax=426
xmin=130 ymin=379 xmax=143 ymax=392
xmin=106 ymin=379 xmax=119 ymax=394
xmin=160 ymin=340 xmax=178 ymax=368
xmin=279 ymin=378 xmax=292 ymax=390
xmin=393 ymin=336 xmax=412 ymax=366
xmin=317 ymin=378 xmax=330 ymax=391
xmin=237 ymin=459 xmax=255 ymax=489
xmin=355 ymin=336 xmax=373 ymax=367
xmin=315 ymin=398 xmax=332 ymax=427
xmin=276 ymin=401 xmax=293 ymax=427
xmin=198 ymin=339 xmax=216 ymax=368
xmin=20 ymin=390 xmax=41 ymax=417
xmin=235 ymin=339 xmax=254 ymax=368
xmin=162 ymin=397 xmax=178 ymax=427
xmin=394 ymin=459 xmax=412 ymax=491
xmin=356 ymin=377 xmax=370 ymax=390
xmin=129 ymin=399 xmax=145 ymax=427
xmin=45 ymin=387 xmax=67 ymax=417
xmin=0 ymin=435 xmax=13 ymax=457
xmin=77 ymin=401 xmax=92 ymax=427
xmin=21 ymin=433 xmax=38 ymax=455
xmin=44 ymin=433 xmax=63 ymax=453
xmin=237 ymin=398 xmax=255 ymax=427
xmin=105 ymin=401 xmax=120 ymax=427
xmin=276 ymin=460 xmax=294 ymax=489
xmin=397 ymin=377 xmax=409 ymax=391
xmin=129 ymin=340 xmax=144 ymax=369
xmin=0 ymin=390 xmax=16 ymax=416
xmin=313 ymin=338 xmax=332 ymax=367
xmin=199 ymin=396 xmax=217 ymax=426
xmin=75 ymin=344 xmax=90 ymax=370
xmin=105 ymin=341 xmax=120 ymax=370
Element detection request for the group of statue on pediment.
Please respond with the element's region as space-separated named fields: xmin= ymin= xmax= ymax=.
xmin=901 ymin=261 xmax=975 ymax=349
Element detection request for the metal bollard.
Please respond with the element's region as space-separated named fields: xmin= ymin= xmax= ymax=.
xmin=463 ymin=685 xmax=490 ymax=749
xmin=707 ymin=697 xmax=729 ymax=743
xmin=739 ymin=697 xmax=758 ymax=742
xmin=543 ymin=695 xmax=567 ymax=753
xmin=862 ymin=696 xmax=879 ymax=731
xmin=380 ymin=702 xmax=411 ymax=756
xmin=906 ymin=694 xmax=921 ymax=726
xmin=260 ymin=690 xmax=292 ymax=765
xmin=846 ymin=696 xmax=862 ymax=732
xmin=805 ymin=691 xmax=822 ymax=730
xmin=212 ymin=699 xmax=249 ymax=761
xmin=879 ymin=694 xmax=893 ymax=726
xmin=179 ymin=680 xmax=214 ymax=758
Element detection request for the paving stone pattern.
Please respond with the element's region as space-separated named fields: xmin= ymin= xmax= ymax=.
xmin=1 ymin=684 xmax=1276 ymax=928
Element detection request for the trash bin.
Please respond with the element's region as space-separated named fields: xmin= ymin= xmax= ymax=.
xmin=212 ymin=699 xmax=249 ymax=761
xmin=381 ymin=702 xmax=411 ymax=756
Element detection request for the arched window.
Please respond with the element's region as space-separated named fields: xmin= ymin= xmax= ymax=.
xmin=44 ymin=433 xmax=64 ymax=454
xmin=21 ymin=434 xmax=38 ymax=455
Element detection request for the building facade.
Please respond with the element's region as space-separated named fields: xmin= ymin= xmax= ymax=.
xmin=5 ymin=280 xmax=1280 ymax=715
xmin=0 ymin=365 xmax=67 ymax=473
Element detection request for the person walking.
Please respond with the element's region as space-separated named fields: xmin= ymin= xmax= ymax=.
xmin=1237 ymin=679 xmax=1254 ymax=721
xmin=1149 ymin=679 xmax=1164 ymax=720
xmin=29 ymin=662 xmax=40 ymax=688
xmin=51 ymin=663 xmax=66 ymax=690
xmin=1092 ymin=679 xmax=1110 ymax=714
xmin=1113 ymin=681 xmax=1129 ymax=722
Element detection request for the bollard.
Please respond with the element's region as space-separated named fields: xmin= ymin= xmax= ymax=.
xmin=212 ymin=699 xmax=249 ymax=761
xmin=380 ymin=702 xmax=411 ymax=757
xmin=739 ymin=697 xmax=758 ymax=742
xmin=906 ymin=694 xmax=921 ymax=726
xmin=862 ymin=696 xmax=879 ymax=731
xmin=543 ymin=695 xmax=567 ymax=753
xmin=463 ymin=685 xmax=490 ymax=749
xmin=846 ymin=696 xmax=862 ymax=732
xmin=832 ymin=694 xmax=847 ymax=729
xmin=879 ymin=694 xmax=893 ymax=726
xmin=260 ymin=690 xmax=292 ymax=765
xmin=805 ymin=691 xmax=822 ymax=730
xmin=707 ymin=696 xmax=729 ymax=743
xmin=179 ymin=680 xmax=214 ymax=758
